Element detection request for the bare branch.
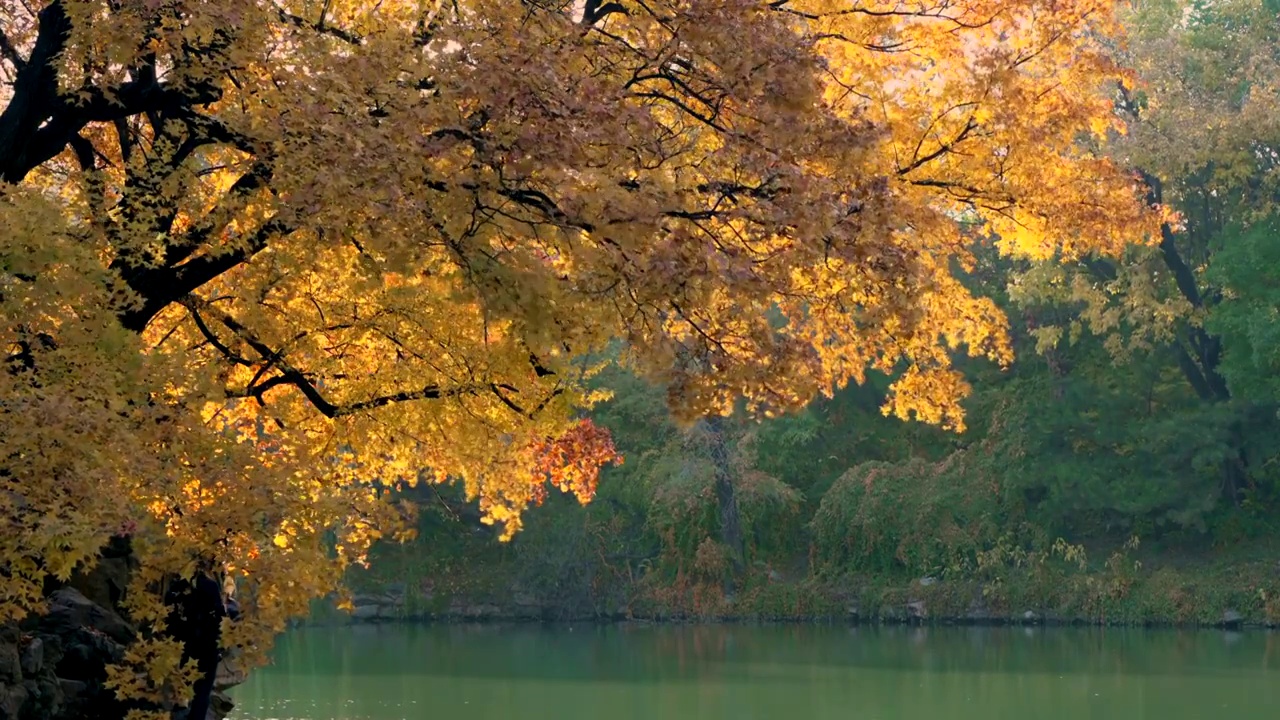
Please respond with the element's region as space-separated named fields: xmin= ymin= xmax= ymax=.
xmin=275 ymin=4 xmax=363 ymax=45
xmin=184 ymin=297 xmax=509 ymax=418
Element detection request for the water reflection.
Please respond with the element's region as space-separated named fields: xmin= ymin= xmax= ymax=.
xmin=231 ymin=624 xmax=1280 ymax=719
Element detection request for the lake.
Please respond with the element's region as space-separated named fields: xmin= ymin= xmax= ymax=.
xmin=229 ymin=623 xmax=1280 ymax=719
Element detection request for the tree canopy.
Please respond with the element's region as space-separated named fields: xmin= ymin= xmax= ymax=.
xmin=2 ymin=0 xmax=1159 ymax=708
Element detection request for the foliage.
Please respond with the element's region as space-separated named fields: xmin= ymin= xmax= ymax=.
xmin=644 ymin=422 xmax=802 ymax=568
xmin=981 ymin=363 xmax=1232 ymax=537
xmin=1009 ymin=0 xmax=1280 ymax=385
xmin=336 ymin=1 xmax=1280 ymax=634
xmin=1205 ymin=217 xmax=1280 ymax=404
xmin=1 ymin=3 xmax=1164 ymax=709
xmin=811 ymin=454 xmax=1008 ymax=576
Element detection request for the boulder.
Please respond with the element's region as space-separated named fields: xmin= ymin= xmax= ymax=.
xmin=907 ymin=600 xmax=927 ymax=620
xmin=210 ymin=691 xmax=235 ymax=720
xmin=18 ymin=639 xmax=41 ymax=678
xmin=55 ymin=679 xmax=84 ymax=700
xmin=0 ymin=624 xmax=67 ymax=720
xmin=67 ymin=557 xmax=136 ymax=614
xmin=965 ymin=600 xmax=994 ymax=622
xmin=0 ymin=533 xmax=252 ymax=720
xmin=20 ymin=674 xmax=62 ymax=719
xmin=0 ymin=627 xmax=20 ymax=684
xmin=37 ymin=588 xmax=135 ymax=646
xmin=0 ymin=683 xmax=29 ymax=719
xmin=214 ymin=652 xmax=248 ymax=693
xmin=350 ymin=603 xmax=382 ymax=621
xmin=464 ymin=604 xmax=501 ymax=619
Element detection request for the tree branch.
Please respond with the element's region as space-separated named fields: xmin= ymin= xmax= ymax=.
xmin=184 ymin=298 xmax=525 ymax=419
xmin=0 ymin=1 xmax=72 ymax=183
xmin=118 ymin=215 xmax=290 ymax=332
xmin=275 ymin=5 xmax=363 ymax=45
xmin=583 ymin=0 xmax=628 ymax=25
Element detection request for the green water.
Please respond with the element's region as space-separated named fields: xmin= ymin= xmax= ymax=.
xmin=229 ymin=624 xmax=1280 ymax=719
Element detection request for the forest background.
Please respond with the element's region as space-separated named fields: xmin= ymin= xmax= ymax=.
xmin=341 ymin=0 xmax=1280 ymax=628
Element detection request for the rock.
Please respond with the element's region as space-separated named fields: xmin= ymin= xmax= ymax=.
xmin=0 ymin=538 xmax=203 ymax=720
xmin=1 ymin=682 xmax=29 ymax=718
xmin=1023 ymin=610 xmax=1039 ymax=622
xmin=845 ymin=603 xmax=860 ymax=618
xmin=36 ymin=634 xmax=64 ymax=671
xmin=1223 ymin=610 xmax=1244 ymax=626
xmin=67 ymin=555 xmax=136 ymax=613
xmin=919 ymin=576 xmax=937 ymax=587
xmin=24 ymin=675 xmax=62 ymax=719
xmin=965 ymin=599 xmax=993 ymax=621
xmin=350 ymin=604 xmax=382 ymax=621
xmin=54 ymin=628 xmax=125 ymax=682
xmin=464 ymin=604 xmax=501 ymax=618
xmin=18 ymin=610 xmax=125 ymax=720
xmin=0 ymin=632 xmax=20 ymax=684
xmin=214 ymin=651 xmax=249 ymax=692
xmin=907 ymin=600 xmax=927 ymax=619
xmin=346 ymin=591 xmax=404 ymax=620
xmin=56 ymin=679 xmax=85 ymax=699
xmin=211 ymin=689 xmax=236 ymax=720
xmin=19 ymin=638 xmax=42 ymax=676
xmin=39 ymin=588 xmax=135 ymax=645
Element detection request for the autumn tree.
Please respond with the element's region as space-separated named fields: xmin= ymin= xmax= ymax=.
xmin=1 ymin=0 xmax=1158 ymax=712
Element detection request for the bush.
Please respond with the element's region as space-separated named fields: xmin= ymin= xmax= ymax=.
xmin=811 ymin=452 xmax=1011 ymax=576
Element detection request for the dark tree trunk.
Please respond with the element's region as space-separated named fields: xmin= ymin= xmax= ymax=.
xmin=165 ymin=570 xmax=227 ymax=720
xmin=702 ymin=416 xmax=744 ymax=591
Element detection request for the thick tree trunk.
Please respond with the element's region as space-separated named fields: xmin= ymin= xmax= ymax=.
xmin=0 ymin=2 xmax=72 ymax=184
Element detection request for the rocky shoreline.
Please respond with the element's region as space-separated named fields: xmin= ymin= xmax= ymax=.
xmin=0 ymin=587 xmax=243 ymax=720
xmin=12 ymin=568 xmax=1268 ymax=719
xmin=314 ymin=583 xmax=1278 ymax=631
xmin=0 ymin=538 xmax=245 ymax=720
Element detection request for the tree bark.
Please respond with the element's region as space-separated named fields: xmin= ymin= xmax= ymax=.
xmin=702 ymin=416 xmax=744 ymax=590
